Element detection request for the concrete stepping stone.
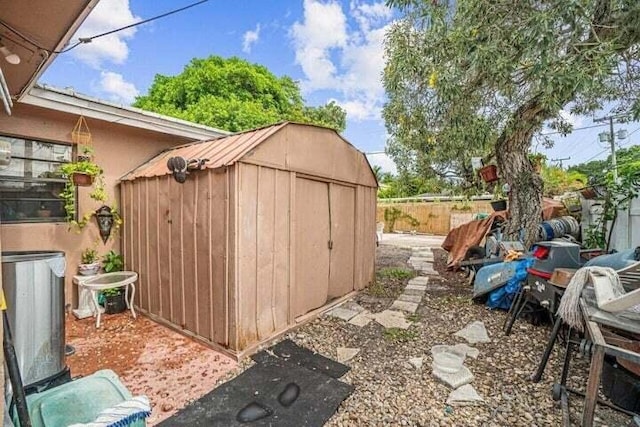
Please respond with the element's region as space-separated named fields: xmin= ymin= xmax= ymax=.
xmin=327 ymin=307 xmax=360 ymax=321
xmin=372 ymin=310 xmax=411 ymax=329
xmin=336 ymin=347 xmax=360 ymax=363
xmin=409 ymin=277 xmax=429 ymax=285
xmin=432 ymin=365 xmax=474 ymax=389
xmin=403 ymin=288 xmax=426 ymax=297
xmin=454 ymin=321 xmax=491 ymax=344
xmin=391 ymin=300 xmax=419 ymax=313
xmin=398 ymin=294 xmax=422 ymax=304
xmin=409 ymin=357 xmax=423 ymax=370
xmin=348 ymin=311 xmax=372 ymax=327
xmin=453 ymin=343 xmax=480 ymax=359
xmin=447 ymin=384 xmax=484 ymax=406
xmin=406 ymin=284 xmax=427 ymax=291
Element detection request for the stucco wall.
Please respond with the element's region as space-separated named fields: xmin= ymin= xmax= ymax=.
xmin=0 ymin=102 xmax=195 ymax=305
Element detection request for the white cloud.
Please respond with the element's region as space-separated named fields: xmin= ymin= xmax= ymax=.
xmin=99 ymin=71 xmax=139 ymax=104
xmin=367 ymin=152 xmax=397 ymax=174
xmin=559 ymin=109 xmax=584 ymax=128
xmin=242 ymin=24 xmax=261 ymax=54
xmin=291 ymin=0 xmax=348 ymax=90
xmin=290 ymin=0 xmax=393 ymax=121
xmin=71 ymin=0 xmax=140 ymax=68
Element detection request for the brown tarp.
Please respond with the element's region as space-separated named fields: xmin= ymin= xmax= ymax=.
xmin=442 ymin=198 xmax=568 ymax=268
xmin=442 ymin=211 xmax=508 ymax=269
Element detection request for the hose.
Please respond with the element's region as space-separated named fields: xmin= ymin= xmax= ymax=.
xmin=3 ymin=312 xmax=31 ymax=427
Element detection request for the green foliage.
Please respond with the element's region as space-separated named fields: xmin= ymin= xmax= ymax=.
xmin=377 ymin=172 xmax=450 ymax=198
xmin=383 ymin=207 xmax=420 ymax=232
xmin=377 ymin=267 xmax=415 ymax=281
xmin=58 ymin=159 xmax=122 ymax=233
xmin=384 ymin=0 xmax=640 ymax=245
xmin=102 ymin=287 xmax=122 ymax=297
xmin=81 ymin=247 xmax=98 ymax=264
xmin=570 ymin=145 xmax=640 ymax=185
xmin=585 ymin=166 xmax=640 ymax=250
xmin=541 ymin=166 xmax=587 ymax=196
xmin=134 ymin=56 xmax=346 ymax=132
xmin=102 ymin=250 xmax=124 ymax=273
xmin=383 ymin=328 xmax=418 ymax=343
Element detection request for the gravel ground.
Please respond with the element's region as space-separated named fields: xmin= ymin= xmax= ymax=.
xmin=283 ymin=246 xmax=632 ymax=426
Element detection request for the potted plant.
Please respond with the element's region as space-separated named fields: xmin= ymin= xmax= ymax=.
xmin=528 ymin=153 xmax=546 ymax=173
xmin=101 ymin=251 xmax=126 ymax=314
xmin=478 ymin=164 xmax=499 ymax=183
xmin=79 ymin=247 xmax=100 ymax=276
xmin=102 ymin=250 xmax=124 ymax=273
xmin=60 ymin=158 xmax=102 ymax=187
xmin=490 ymin=184 xmax=508 ymax=212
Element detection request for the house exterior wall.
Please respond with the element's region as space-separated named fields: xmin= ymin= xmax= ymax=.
xmin=0 ymin=102 xmax=196 ymax=305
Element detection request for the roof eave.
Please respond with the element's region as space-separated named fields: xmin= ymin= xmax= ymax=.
xmin=22 ymin=85 xmax=229 ymax=140
xmin=16 ymin=0 xmax=101 ymax=100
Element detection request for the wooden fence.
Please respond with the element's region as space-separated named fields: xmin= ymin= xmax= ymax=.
xmin=377 ymin=198 xmax=494 ymax=236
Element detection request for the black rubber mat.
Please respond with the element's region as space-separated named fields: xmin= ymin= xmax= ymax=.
xmin=159 ymin=353 xmax=353 ymax=426
xmin=251 ymin=339 xmax=350 ymax=379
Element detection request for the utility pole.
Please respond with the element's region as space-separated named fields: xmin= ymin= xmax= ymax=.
xmin=594 ymin=114 xmax=626 ymax=181
xmin=550 ymin=157 xmax=570 ymax=168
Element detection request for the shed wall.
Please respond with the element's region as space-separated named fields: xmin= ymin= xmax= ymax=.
xmin=121 ymin=169 xmax=230 ymax=348
xmin=234 ymin=162 xmax=376 ymax=353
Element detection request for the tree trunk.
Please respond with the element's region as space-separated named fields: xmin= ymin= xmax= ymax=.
xmin=496 ymin=98 xmax=546 ymax=248
xmin=497 ymin=135 xmax=543 ymax=247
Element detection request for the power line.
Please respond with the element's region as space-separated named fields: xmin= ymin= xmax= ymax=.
xmin=0 ymin=0 xmax=209 ymax=54
xmin=540 ymin=122 xmax=608 ymax=136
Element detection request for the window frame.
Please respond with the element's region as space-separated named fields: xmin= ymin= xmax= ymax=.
xmin=0 ymin=134 xmax=73 ymax=224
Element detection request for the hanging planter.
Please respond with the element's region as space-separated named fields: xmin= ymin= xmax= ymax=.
xmin=478 ymin=165 xmax=498 ymax=183
xmin=72 ymin=115 xmax=93 ymax=161
xmin=72 ymin=172 xmax=94 ymax=187
xmin=95 ymin=205 xmax=115 ymax=243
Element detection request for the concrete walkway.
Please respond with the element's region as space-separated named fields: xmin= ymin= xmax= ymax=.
xmin=381 ymin=233 xmax=445 ymax=314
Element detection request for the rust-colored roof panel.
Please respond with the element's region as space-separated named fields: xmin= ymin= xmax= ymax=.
xmin=121 ymin=122 xmax=287 ymax=180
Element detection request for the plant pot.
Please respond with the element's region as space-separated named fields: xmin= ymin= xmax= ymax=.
xmin=490 ymin=199 xmax=507 ymax=212
xmin=72 ymin=172 xmax=94 ymax=187
xmin=78 ymin=262 xmax=100 ymax=276
xmin=104 ymin=290 xmax=127 ymax=314
xmin=478 ymin=165 xmax=498 ymax=183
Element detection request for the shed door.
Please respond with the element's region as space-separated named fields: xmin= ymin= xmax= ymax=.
xmin=294 ymin=178 xmax=330 ymax=317
xmin=328 ymin=183 xmax=355 ymax=298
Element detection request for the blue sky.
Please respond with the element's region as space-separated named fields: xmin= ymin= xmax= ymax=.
xmin=41 ymin=0 xmax=638 ymax=174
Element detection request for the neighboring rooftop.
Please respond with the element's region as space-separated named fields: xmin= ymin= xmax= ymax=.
xmin=22 ymin=84 xmax=229 ymax=141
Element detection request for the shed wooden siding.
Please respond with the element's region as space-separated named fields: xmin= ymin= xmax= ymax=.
xmin=121 ymin=170 xmax=230 ymax=348
xmin=121 ymin=123 xmax=377 ymax=356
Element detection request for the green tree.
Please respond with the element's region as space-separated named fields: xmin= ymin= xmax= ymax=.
xmin=134 ymin=56 xmax=346 ymax=132
xmin=541 ymin=166 xmax=587 ymax=196
xmin=570 ymin=145 xmax=640 ymax=184
xmin=384 ymin=0 xmax=640 ymax=246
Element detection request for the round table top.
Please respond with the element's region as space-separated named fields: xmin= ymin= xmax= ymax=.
xmin=76 ymin=271 xmax=138 ymax=290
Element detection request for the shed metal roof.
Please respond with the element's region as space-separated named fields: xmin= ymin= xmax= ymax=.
xmin=121 ymin=122 xmax=288 ymax=181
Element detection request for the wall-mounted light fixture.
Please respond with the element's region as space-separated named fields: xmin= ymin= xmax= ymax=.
xmin=0 ymin=42 xmax=20 ymax=65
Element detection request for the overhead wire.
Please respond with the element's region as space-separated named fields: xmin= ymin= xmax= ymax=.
xmin=0 ymin=0 xmax=209 ymax=54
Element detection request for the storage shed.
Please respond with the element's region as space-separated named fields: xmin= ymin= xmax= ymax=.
xmin=120 ymin=122 xmax=378 ymax=358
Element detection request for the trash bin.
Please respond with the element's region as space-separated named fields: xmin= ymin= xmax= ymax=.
xmin=1 ymin=251 xmax=67 ymax=389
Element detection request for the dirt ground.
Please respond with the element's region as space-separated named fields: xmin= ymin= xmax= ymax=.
xmin=288 ymin=244 xmax=633 ymax=426
xmin=65 ymin=242 xmax=634 ymax=426
xmin=66 ymin=314 xmax=237 ymax=425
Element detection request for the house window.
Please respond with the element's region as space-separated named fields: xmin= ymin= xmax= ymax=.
xmin=0 ymin=136 xmax=72 ymax=223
